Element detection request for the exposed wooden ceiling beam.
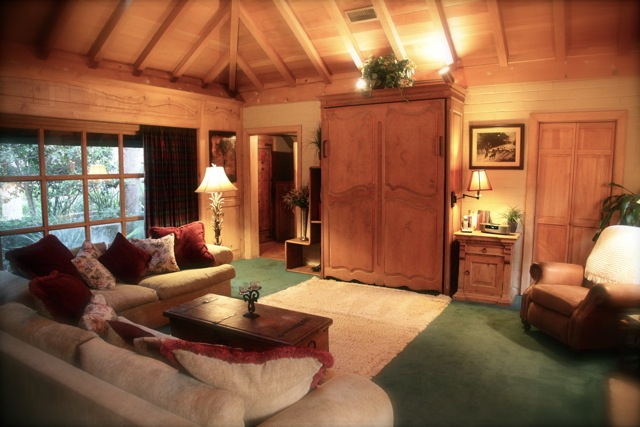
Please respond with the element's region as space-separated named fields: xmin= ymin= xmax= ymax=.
xmin=487 ymin=0 xmax=508 ymax=67
xmin=172 ymin=7 xmax=230 ymax=82
xmin=37 ymin=0 xmax=74 ymax=60
xmin=239 ymin=2 xmax=296 ymax=86
xmin=273 ymin=0 xmax=332 ymax=84
xmin=202 ymin=56 xmax=230 ymax=88
xmin=237 ymin=55 xmax=265 ymax=91
xmin=324 ymin=0 xmax=364 ymax=69
xmin=133 ymin=0 xmax=188 ymax=76
xmin=425 ymin=0 xmax=458 ymax=65
xmin=87 ymin=0 xmax=130 ymax=69
xmin=229 ymin=0 xmax=240 ymax=92
xmin=371 ymin=0 xmax=406 ymax=60
xmin=552 ymin=0 xmax=566 ymax=61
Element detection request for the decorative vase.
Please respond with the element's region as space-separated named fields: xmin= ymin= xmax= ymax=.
xmin=509 ymin=221 xmax=518 ymax=233
xmin=300 ymin=208 xmax=308 ymax=241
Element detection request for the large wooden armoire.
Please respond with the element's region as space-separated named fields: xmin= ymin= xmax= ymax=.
xmin=319 ymin=84 xmax=466 ymax=293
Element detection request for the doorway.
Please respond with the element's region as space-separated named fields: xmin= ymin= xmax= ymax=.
xmin=244 ymin=126 xmax=302 ymax=261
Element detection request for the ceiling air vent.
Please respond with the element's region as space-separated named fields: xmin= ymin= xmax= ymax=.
xmin=346 ymin=7 xmax=378 ymax=24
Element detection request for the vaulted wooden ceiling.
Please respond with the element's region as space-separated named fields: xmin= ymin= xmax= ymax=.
xmin=1 ymin=0 xmax=638 ymax=99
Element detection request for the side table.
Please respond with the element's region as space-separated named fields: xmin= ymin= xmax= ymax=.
xmin=453 ymin=230 xmax=522 ymax=306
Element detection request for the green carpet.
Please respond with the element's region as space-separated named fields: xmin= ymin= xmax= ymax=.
xmin=232 ymin=258 xmax=618 ymax=427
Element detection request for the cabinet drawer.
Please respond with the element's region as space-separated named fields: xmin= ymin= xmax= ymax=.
xmin=465 ymin=244 xmax=503 ymax=256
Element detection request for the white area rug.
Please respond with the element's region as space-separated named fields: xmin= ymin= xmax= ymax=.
xmin=260 ymin=277 xmax=451 ymax=379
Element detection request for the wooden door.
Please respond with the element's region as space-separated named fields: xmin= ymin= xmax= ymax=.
xmin=322 ymin=106 xmax=378 ymax=284
xmin=381 ymin=99 xmax=445 ymax=290
xmin=534 ymin=121 xmax=616 ymax=265
xmin=258 ymin=138 xmax=273 ymax=243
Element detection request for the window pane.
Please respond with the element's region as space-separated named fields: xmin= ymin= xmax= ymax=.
xmin=90 ymin=223 xmax=120 ymax=244
xmin=124 ymin=178 xmax=144 ymax=217
xmin=0 ymin=128 xmax=40 ymax=176
xmin=1 ymin=232 xmax=44 ymax=271
xmin=89 ymin=178 xmax=120 ymax=221
xmin=0 ymin=181 xmax=42 ymax=230
xmin=50 ymin=227 xmax=86 ymax=249
xmin=87 ymin=133 xmax=119 ymax=174
xmin=123 ymin=134 xmax=144 ymax=174
xmin=47 ymin=180 xmax=84 ymax=225
xmin=126 ymin=220 xmax=145 ymax=239
xmin=44 ymin=130 xmax=81 ymax=175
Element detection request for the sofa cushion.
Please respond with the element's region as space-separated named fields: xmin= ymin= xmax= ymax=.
xmin=5 ymin=234 xmax=82 ymax=280
xmin=92 ymin=284 xmax=159 ymax=313
xmin=130 ymin=234 xmax=180 ymax=275
xmin=71 ymin=241 xmax=116 ymax=290
xmin=160 ymin=338 xmax=334 ymax=424
xmin=0 ymin=270 xmax=32 ymax=307
xmin=137 ymin=264 xmax=236 ymax=300
xmin=28 ymin=271 xmax=93 ymax=324
xmin=99 ymin=233 xmax=151 ymax=283
xmin=79 ymin=338 xmax=245 ymax=427
xmin=0 ymin=303 xmax=97 ymax=364
xmin=149 ymin=222 xmax=215 ymax=270
xmin=529 ymin=284 xmax=589 ymax=317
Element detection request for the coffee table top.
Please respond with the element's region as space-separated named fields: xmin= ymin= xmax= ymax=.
xmin=164 ymin=294 xmax=333 ymax=348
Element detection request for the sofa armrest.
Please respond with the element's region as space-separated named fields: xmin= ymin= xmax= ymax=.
xmin=530 ymin=262 xmax=584 ymax=286
xmin=257 ymin=373 xmax=393 ymax=427
xmin=207 ymin=244 xmax=234 ymax=266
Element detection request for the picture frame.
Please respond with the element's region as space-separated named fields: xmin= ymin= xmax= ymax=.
xmin=469 ymin=124 xmax=525 ymax=170
xmin=209 ymin=131 xmax=237 ymax=182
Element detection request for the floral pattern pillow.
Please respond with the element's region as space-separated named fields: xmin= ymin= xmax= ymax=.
xmin=71 ymin=241 xmax=116 ymax=290
xmin=131 ymin=234 xmax=180 ymax=275
xmin=78 ymin=294 xmax=118 ymax=335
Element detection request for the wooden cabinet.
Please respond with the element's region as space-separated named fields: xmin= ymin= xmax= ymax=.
xmin=453 ymin=231 xmax=522 ymax=305
xmin=285 ymin=166 xmax=321 ymax=275
xmin=320 ymin=84 xmax=466 ymax=293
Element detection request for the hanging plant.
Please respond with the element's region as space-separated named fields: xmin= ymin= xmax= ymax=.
xmin=360 ymin=53 xmax=416 ymax=92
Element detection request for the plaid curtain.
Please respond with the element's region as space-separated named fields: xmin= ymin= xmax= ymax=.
xmin=142 ymin=126 xmax=199 ymax=231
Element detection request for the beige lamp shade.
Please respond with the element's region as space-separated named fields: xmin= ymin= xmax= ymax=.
xmin=467 ymin=169 xmax=492 ymax=193
xmin=195 ymin=165 xmax=237 ymax=193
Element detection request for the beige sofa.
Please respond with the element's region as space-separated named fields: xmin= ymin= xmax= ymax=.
xmin=0 ymin=302 xmax=394 ymax=426
xmin=0 ymin=244 xmax=236 ymax=329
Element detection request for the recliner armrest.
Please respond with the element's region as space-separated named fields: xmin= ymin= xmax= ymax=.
xmin=586 ymin=283 xmax=640 ymax=310
xmin=530 ymin=262 xmax=584 ymax=286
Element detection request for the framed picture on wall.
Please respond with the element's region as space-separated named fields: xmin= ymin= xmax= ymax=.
xmin=209 ymin=131 xmax=237 ymax=182
xmin=469 ymin=124 xmax=525 ymax=170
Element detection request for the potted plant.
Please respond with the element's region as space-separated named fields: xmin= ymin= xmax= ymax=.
xmin=593 ymin=182 xmax=640 ymax=241
xmin=283 ymin=185 xmax=310 ymax=240
xmin=500 ymin=206 xmax=523 ymax=233
xmin=359 ymin=53 xmax=416 ymax=94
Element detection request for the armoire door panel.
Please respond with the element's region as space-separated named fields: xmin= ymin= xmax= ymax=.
xmin=324 ymin=108 xmax=377 ymax=195
xmin=572 ymin=154 xmax=613 ymax=226
xmin=383 ymin=100 xmax=443 ymax=196
xmin=534 ymin=224 xmax=568 ymax=262
xmin=569 ymin=225 xmax=598 ymax=267
xmin=538 ymin=124 xmax=575 ymax=150
xmin=324 ymin=196 xmax=376 ymax=278
xmin=383 ymin=199 xmax=442 ymax=289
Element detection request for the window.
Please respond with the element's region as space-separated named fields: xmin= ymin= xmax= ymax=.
xmin=0 ymin=122 xmax=144 ymax=269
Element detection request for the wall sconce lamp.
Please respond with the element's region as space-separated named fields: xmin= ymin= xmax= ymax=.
xmin=438 ymin=66 xmax=455 ymax=84
xmin=195 ymin=164 xmax=237 ymax=245
xmin=451 ymin=169 xmax=492 ymax=208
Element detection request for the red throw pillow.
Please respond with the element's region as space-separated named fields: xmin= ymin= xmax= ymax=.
xmin=5 ymin=234 xmax=83 ymax=280
xmin=148 ymin=221 xmax=215 ymax=269
xmin=99 ymin=233 xmax=151 ymax=283
xmin=28 ymin=270 xmax=93 ymax=324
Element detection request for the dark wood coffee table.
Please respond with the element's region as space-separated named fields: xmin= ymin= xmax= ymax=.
xmin=163 ymin=294 xmax=333 ymax=352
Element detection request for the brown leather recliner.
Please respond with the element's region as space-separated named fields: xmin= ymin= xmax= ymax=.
xmin=520 ymin=225 xmax=640 ymax=351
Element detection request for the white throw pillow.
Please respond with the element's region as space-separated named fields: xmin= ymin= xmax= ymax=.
xmin=585 ymin=225 xmax=640 ymax=285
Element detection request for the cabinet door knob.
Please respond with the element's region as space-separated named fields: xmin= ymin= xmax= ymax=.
xmin=465 ymin=270 xmax=470 ymax=275
xmin=482 ymin=248 xmax=487 ymax=253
